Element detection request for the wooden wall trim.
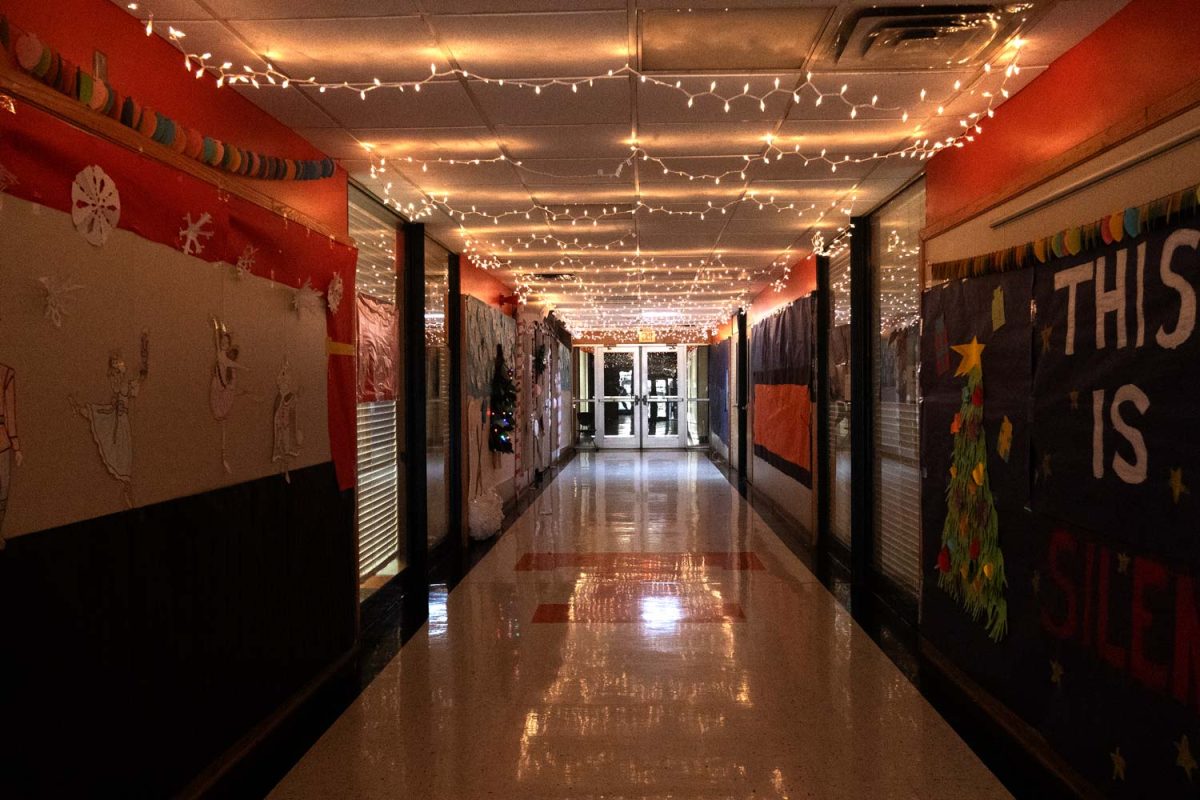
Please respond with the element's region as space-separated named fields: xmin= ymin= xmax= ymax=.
xmin=0 ymin=65 xmax=354 ymax=247
xmin=919 ymin=637 xmax=1103 ymax=800
xmin=922 ymin=77 xmax=1200 ymax=243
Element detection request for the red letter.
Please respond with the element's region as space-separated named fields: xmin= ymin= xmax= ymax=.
xmin=1042 ymin=529 xmax=1078 ymax=640
xmin=1174 ymin=575 xmax=1200 ymax=713
xmin=1132 ymin=556 xmax=1168 ymax=690
xmin=1097 ymin=548 xmax=1127 ymax=670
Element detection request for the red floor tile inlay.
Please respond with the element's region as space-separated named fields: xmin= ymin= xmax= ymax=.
xmin=514 ymin=551 xmax=765 ymax=573
xmin=532 ymin=601 xmax=746 ymax=624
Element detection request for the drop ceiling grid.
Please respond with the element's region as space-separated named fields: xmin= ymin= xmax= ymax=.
xmin=119 ymin=0 xmax=1133 ymax=329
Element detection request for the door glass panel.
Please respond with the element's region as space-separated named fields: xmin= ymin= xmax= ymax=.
xmin=601 ymin=351 xmax=635 ymax=439
xmin=350 ymin=189 xmax=405 ymax=602
xmin=871 ymin=179 xmax=924 ymax=599
xmin=644 ymin=349 xmax=678 ymax=438
xmin=686 ymin=346 xmax=709 ymax=446
xmin=828 ymin=249 xmax=852 ymax=549
xmin=424 ymin=236 xmax=450 ymax=550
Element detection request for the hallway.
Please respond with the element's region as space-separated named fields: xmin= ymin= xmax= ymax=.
xmin=270 ymin=451 xmax=1008 ymax=799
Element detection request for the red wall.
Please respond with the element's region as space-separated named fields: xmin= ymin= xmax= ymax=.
xmin=925 ymin=0 xmax=1200 ymax=228
xmin=461 ymin=258 xmax=514 ymax=315
xmin=749 ymin=254 xmax=818 ymax=326
xmin=6 ymin=0 xmax=348 ymax=234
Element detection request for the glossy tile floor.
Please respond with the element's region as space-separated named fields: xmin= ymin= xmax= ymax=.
xmin=270 ymin=451 xmax=1011 ymax=799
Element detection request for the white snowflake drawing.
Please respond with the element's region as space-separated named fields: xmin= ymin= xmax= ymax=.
xmin=326 ymin=272 xmax=344 ymax=315
xmin=234 ymin=245 xmax=257 ymax=279
xmin=37 ymin=274 xmax=84 ymax=328
xmin=292 ymin=278 xmax=324 ymax=318
xmin=179 ymin=211 xmax=214 ymax=256
xmin=71 ymin=165 xmax=121 ymax=246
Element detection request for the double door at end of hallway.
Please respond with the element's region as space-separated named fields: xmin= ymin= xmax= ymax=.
xmin=595 ymin=345 xmax=688 ymax=449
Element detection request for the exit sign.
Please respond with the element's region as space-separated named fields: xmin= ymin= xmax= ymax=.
xmin=637 ymin=328 xmax=656 ymax=343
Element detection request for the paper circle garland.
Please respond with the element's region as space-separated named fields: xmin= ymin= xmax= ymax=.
xmin=1123 ymin=206 xmax=1141 ymax=239
xmin=71 ymin=165 xmax=121 ymax=247
xmin=12 ymin=22 xmax=337 ymax=182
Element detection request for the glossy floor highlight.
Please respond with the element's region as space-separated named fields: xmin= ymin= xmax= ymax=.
xmin=269 ymin=451 xmax=1011 ymax=799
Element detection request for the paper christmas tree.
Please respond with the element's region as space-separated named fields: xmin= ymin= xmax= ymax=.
xmin=935 ymin=337 xmax=1008 ymax=641
xmin=488 ymin=344 xmax=517 ymax=454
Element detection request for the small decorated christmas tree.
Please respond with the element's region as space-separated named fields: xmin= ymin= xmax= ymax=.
xmin=488 ymin=344 xmax=517 ymax=453
xmin=936 ymin=336 xmax=1008 ymax=641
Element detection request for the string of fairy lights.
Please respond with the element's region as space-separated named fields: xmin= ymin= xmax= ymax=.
xmin=128 ymin=3 xmax=1028 ymax=336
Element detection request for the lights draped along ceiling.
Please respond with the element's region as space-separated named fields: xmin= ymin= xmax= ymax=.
xmin=117 ymin=0 xmax=1129 ymax=340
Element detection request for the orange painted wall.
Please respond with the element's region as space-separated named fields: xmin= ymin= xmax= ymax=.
xmin=6 ymin=0 xmax=348 ymax=234
xmin=749 ymin=253 xmax=818 ymax=326
xmin=461 ymin=258 xmax=514 ymax=315
xmin=925 ymin=0 xmax=1200 ymax=228
xmin=709 ymin=253 xmax=817 ymax=342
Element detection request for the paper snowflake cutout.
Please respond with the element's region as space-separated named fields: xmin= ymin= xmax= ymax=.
xmin=292 ymin=278 xmax=324 ymax=317
xmin=37 ymin=274 xmax=84 ymax=328
xmin=234 ymin=245 xmax=257 ymax=279
xmin=326 ymin=272 xmax=344 ymax=315
xmin=179 ymin=211 xmax=214 ymax=255
xmin=71 ymin=165 xmax=121 ymax=246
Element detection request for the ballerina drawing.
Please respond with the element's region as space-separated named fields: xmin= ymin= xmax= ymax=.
xmin=210 ymin=318 xmax=248 ymax=472
xmin=272 ymin=359 xmax=303 ymax=481
xmin=71 ymin=332 xmax=149 ymax=507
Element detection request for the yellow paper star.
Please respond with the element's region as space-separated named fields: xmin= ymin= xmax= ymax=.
xmin=1117 ymin=553 xmax=1131 ymax=574
xmin=952 ymin=336 xmax=986 ymax=377
xmin=1050 ymin=659 xmax=1064 ymax=685
xmin=1110 ymin=747 xmax=1126 ymax=781
xmin=1170 ymin=469 xmax=1190 ymax=504
xmin=1177 ymin=735 xmax=1197 ymax=781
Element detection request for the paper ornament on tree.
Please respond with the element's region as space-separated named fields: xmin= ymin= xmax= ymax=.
xmin=272 ymin=359 xmax=303 ymax=480
xmin=179 ymin=212 xmax=214 ymax=255
xmin=935 ymin=337 xmax=1008 ymax=641
xmin=70 ymin=332 xmax=149 ymax=507
xmin=36 ymin=274 xmax=83 ymax=328
xmin=291 ymin=278 xmax=323 ymax=317
xmin=326 ymin=272 xmax=344 ymax=315
xmin=71 ymin=165 xmax=120 ymax=246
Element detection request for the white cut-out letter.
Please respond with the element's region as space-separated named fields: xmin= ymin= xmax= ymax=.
xmin=1055 ymin=262 xmax=1095 ymax=355
xmin=1111 ymin=384 xmax=1149 ymax=485
xmin=1156 ymin=229 xmax=1198 ymax=350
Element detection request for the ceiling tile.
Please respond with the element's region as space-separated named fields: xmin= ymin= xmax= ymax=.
xmin=228 ymin=16 xmax=442 ymax=83
xmin=471 ymin=78 xmax=630 ymax=126
xmin=300 ymin=81 xmax=483 ymax=129
xmin=497 ymin=124 xmax=633 ymax=160
xmin=430 ymin=11 xmax=629 ymax=79
xmin=205 ymin=0 xmax=420 ymax=19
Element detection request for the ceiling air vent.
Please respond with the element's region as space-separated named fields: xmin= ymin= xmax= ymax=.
xmin=824 ymin=4 xmax=1040 ymax=70
xmin=532 ymin=273 xmax=577 ymax=282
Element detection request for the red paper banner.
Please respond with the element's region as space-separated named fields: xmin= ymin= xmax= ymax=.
xmin=0 ymin=103 xmax=358 ymax=489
